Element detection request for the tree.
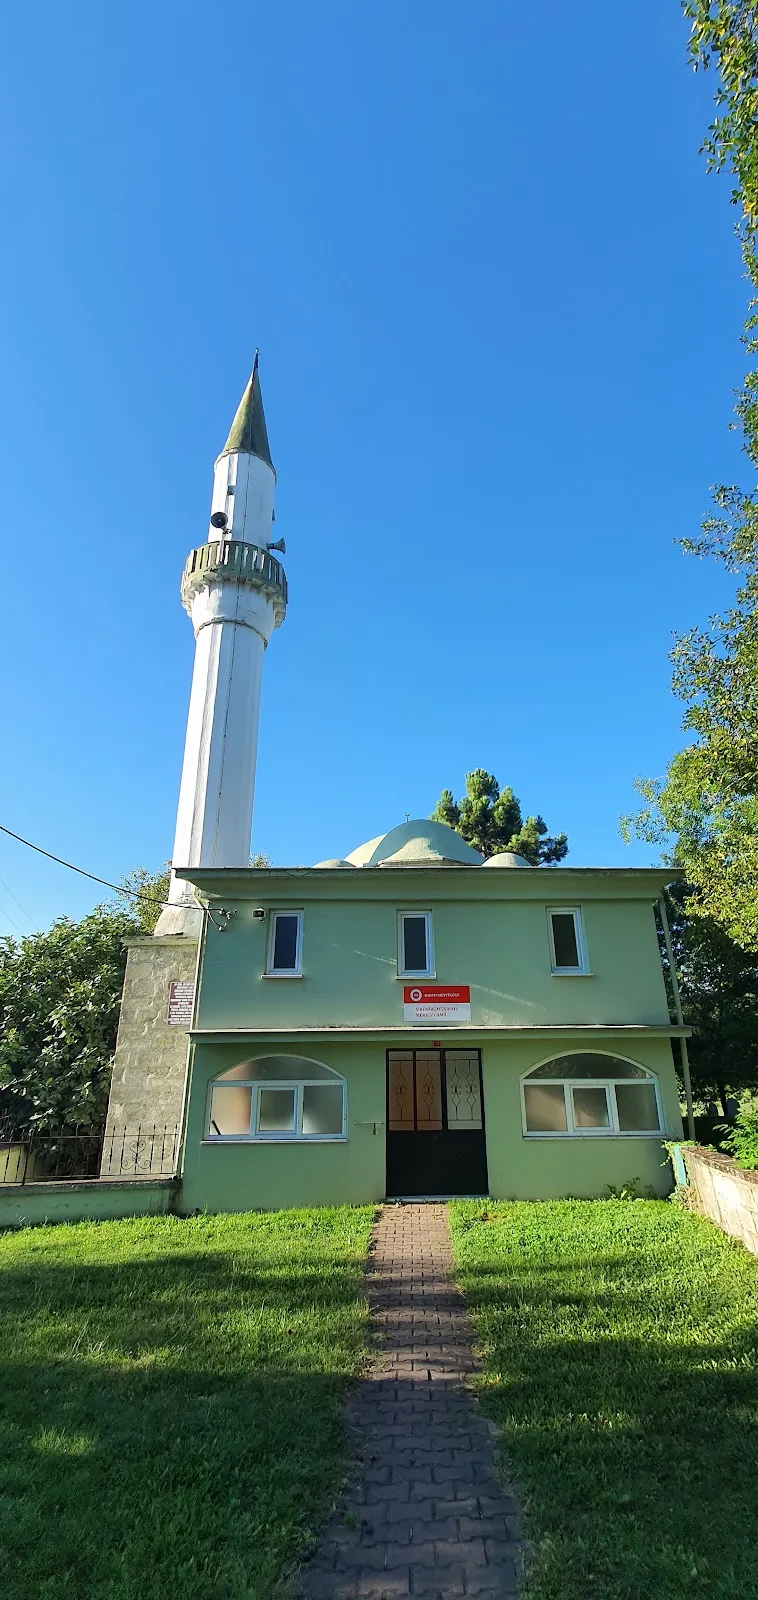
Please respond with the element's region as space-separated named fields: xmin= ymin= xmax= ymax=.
xmin=117 ymin=863 xmax=171 ymax=935
xmin=623 ymin=9 xmax=758 ymax=946
xmin=660 ymin=884 xmax=758 ymax=1114
xmin=0 ymin=865 xmax=169 ymax=1129
xmin=624 ymin=511 xmax=758 ymax=948
xmin=431 ymin=769 xmax=568 ymax=864
xmin=0 ymin=906 xmax=139 ymax=1129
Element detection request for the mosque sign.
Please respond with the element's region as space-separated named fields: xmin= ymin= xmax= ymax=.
xmin=403 ymin=985 xmax=471 ymax=1024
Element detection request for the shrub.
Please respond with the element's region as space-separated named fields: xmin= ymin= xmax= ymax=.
xmin=721 ymin=1104 xmax=758 ymax=1172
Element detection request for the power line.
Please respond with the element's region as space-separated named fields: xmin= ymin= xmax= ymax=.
xmin=0 ymin=824 xmax=171 ymax=910
xmin=0 ymin=896 xmax=25 ymax=937
xmin=0 ymin=869 xmax=35 ymax=927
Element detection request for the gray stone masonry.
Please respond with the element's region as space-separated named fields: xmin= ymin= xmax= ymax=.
xmin=103 ymin=937 xmax=197 ymax=1143
xmin=299 ymin=1204 xmax=525 ymax=1600
xmin=686 ymin=1145 xmax=758 ymax=1256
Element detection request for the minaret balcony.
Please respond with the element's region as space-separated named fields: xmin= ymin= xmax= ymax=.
xmin=180 ymin=539 xmax=287 ymax=625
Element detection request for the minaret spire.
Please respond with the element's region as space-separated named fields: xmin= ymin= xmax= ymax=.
xmin=219 ymin=351 xmax=275 ymax=472
xmin=153 ymin=355 xmax=287 ymax=936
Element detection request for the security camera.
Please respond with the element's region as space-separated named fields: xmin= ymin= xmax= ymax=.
xmin=252 ymin=907 xmax=267 ymax=920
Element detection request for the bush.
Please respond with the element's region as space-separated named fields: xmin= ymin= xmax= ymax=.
xmin=721 ymin=1104 xmax=758 ymax=1172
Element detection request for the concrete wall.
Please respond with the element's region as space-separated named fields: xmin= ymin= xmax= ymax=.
xmin=179 ymin=1034 xmax=680 ymax=1213
xmin=103 ymin=937 xmax=197 ymax=1141
xmin=685 ymin=1146 xmax=758 ymax=1256
xmin=190 ymin=875 xmax=671 ymax=1034
xmin=0 ymin=1178 xmax=179 ymax=1230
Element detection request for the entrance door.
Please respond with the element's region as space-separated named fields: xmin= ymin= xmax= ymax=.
xmin=386 ymin=1048 xmax=488 ymax=1197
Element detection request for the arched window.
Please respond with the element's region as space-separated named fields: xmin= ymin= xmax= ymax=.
xmin=521 ymin=1052 xmax=662 ymax=1136
xmin=207 ymin=1056 xmax=346 ymax=1141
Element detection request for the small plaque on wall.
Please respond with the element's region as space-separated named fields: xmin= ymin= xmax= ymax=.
xmin=167 ymin=980 xmax=194 ymax=1026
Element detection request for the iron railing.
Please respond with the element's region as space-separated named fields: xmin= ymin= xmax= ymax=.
xmin=0 ymin=1124 xmax=179 ymax=1186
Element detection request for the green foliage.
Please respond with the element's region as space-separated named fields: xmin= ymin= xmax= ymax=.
xmin=722 ymin=1102 xmax=758 ymax=1169
xmin=684 ymin=3 xmax=758 ymax=254
xmin=116 ymin=862 xmax=170 ymax=935
xmin=450 ymin=1197 xmax=758 ymax=1600
xmin=431 ymin=768 xmax=568 ymax=864
xmin=604 ymin=1179 xmax=648 ymax=1200
xmin=0 ymin=1206 xmax=374 ymax=1600
xmin=624 ymin=523 xmax=758 ymax=948
xmin=0 ymin=866 xmax=170 ymax=1128
xmin=624 ymin=12 xmax=758 ymax=947
xmin=658 ymin=885 xmax=758 ymax=1106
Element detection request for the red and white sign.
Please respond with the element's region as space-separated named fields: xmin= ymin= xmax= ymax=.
xmin=167 ymin=980 xmax=194 ymax=1026
xmin=403 ymin=984 xmax=471 ymax=1025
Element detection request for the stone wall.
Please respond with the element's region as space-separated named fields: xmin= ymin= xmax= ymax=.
xmin=103 ymin=938 xmax=198 ymax=1162
xmin=685 ymin=1146 xmax=758 ymax=1257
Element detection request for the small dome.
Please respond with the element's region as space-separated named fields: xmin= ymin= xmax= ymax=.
xmin=312 ymin=858 xmax=353 ymax=868
xmin=481 ymin=851 xmax=532 ymax=868
xmin=345 ymin=820 xmax=483 ymax=868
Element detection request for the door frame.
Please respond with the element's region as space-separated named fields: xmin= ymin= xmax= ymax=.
xmin=384 ymin=1045 xmax=488 ymax=1196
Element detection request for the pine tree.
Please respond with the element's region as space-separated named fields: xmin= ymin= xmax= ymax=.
xmin=431 ymin=769 xmax=568 ymax=864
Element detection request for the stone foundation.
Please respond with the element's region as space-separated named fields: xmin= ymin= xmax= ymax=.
xmin=103 ymin=938 xmax=198 ymax=1162
xmin=685 ymin=1146 xmax=758 ymax=1256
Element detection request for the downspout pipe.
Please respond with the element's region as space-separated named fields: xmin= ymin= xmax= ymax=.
xmin=657 ymin=894 xmax=696 ymax=1141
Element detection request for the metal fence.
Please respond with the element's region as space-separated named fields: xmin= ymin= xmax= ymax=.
xmin=0 ymin=1124 xmax=179 ymax=1186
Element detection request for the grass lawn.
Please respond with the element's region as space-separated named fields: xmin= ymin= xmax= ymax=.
xmin=0 ymin=1207 xmax=374 ymax=1600
xmin=450 ymin=1199 xmax=758 ymax=1600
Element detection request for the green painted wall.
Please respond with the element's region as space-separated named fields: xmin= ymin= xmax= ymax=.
xmin=178 ymin=1034 xmax=680 ymax=1212
xmin=0 ymin=1179 xmax=178 ymax=1230
xmin=180 ymin=1041 xmax=387 ymax=1211
xmin=481 ymin=1036 xmax=680 ymax=1199
xmin=191 ymin=873 xmax=671 ymax=1033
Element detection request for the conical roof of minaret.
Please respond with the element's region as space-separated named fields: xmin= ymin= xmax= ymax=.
xmin=219 ymin=353 xmax=275 ymax=472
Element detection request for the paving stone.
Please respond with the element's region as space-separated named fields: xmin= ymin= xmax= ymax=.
xmin=298 ymin=1205 xmax=526 ymax=1600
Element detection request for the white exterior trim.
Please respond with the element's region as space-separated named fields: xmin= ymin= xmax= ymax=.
xmin=519 ymin=1050 xmax=663 ymax=1138
xmin=546 ymin=905 xmax=590 ymax=974
xmin=397 ymin=910 xmax=435 ymax=978
xmin=265 ymin=910 xmax=304 ymax=976
xmin=207 ymin=1075 xmax=346 ymax=1142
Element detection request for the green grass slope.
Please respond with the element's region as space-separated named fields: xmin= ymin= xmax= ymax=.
xmin=0 ymin=1207 xmax=374 ymax=1600
xmin=450 ymin=1199 xmax=758 ymax=1600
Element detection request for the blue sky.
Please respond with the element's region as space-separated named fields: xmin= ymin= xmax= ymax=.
xmin=0 ymin=0 xmax=747 ymax=935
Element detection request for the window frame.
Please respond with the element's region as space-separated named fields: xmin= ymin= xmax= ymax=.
xmin=520 ymin=1054 xmax=663 ymax=1138
xmin=546 ymin=906 xmax=590 ymax=975
xmin=264 ymin=909 xmax=304 ymax=977
xmin=206 ymin=1076 xmax=347 ymax=1142
xmin=396 ymin=910 xmax=435 ymax=978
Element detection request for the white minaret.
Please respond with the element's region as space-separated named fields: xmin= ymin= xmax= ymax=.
xmin=154 ymin=356 xmax=287 ymax=936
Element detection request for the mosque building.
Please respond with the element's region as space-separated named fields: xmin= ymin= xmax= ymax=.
xmin=105 ymin=361 xmax=686 ymax=1205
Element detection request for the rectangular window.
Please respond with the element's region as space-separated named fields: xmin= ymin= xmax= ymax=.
xmin=571 ymin=1084 xmax=610 ymax=1130
xmin=258 ymin=1087 xmax=296 ymax=1132
xmin=209 ymin=1085 xmax=252 ymax=1137
xmin=388 ymin=1052 xmax=415 ymax=1131
xmin=387 ymin=1049 xmax=484 ymax=1132
xmin=523 ymin=1083 xmax=568 ymax=1133
xmin=522 ymin=1072 xmax=662 ymax=1136
xmin=414 ymin=1052 xmax=443 ymax=1130
xmin=266 ymin=911 xmax=303 ymax=975
xmin=398 ymin=911 xmax=433 ymax=977
xmin=209 ymin=1080 xmax=345 ymax=1140
xmin=615 ymin=1082 xmax=660 ymax=1132
xmin=302 ymin=1084 xmax=344 ymax=1136
xmin=547 ymin=908 xmax=588 ymax=973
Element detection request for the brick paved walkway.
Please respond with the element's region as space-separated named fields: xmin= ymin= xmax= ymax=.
xmin=299 ymin=1204 xmax=524 ymax=1599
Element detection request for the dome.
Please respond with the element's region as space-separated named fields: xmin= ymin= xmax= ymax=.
xmin=481 ymin=851 xmax=532 ymax=868
xmin=312 ymin=858 xmax=353 ymax=868
xmin=344 ymin=819 xmax=484 ymax=868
